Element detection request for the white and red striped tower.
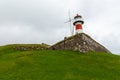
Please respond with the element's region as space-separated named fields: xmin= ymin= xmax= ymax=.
xmin=73 ymin=14 xmax=84 ymax=34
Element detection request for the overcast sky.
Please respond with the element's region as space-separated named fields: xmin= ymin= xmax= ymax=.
xmin=0 ymin=0 xmax=120 ymax=54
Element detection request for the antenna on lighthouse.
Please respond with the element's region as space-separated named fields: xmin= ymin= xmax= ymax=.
xmin=65 ymin=10 xmax=74 ymax=36
xmin=68 ymin=10 xmax=72 ymax=35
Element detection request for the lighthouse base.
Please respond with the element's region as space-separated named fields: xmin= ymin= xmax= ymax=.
xmin=76 ymin=29 xmax=83 ymax=34
xmin=50 ymin=33 xmax=111 ymax=53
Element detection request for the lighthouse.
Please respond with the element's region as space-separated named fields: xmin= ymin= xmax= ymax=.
xmin=73 ymin=14 xmax=84 ymax=34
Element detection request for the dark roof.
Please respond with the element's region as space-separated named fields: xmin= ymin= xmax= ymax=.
xmin=74 ymin=15 xmax=82 ymax=19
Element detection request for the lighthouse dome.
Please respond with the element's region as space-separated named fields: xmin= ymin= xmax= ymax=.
xmin=73 ymin=14 xmax=84 ymax=26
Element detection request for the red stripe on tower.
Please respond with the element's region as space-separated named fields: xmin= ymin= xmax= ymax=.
xmin=76 ymin=24 xmax=82 ymax=30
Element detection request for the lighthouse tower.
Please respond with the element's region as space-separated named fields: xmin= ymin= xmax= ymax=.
xmin=73 ymin=14 xmax=84 ymax=34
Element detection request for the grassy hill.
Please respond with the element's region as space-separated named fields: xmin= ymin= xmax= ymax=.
xmin=0 ymin=45 xmax=120 ymax=80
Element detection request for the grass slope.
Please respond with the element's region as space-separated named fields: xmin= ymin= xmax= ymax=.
xmin=0 ymin=45 xmax=120 ymax=80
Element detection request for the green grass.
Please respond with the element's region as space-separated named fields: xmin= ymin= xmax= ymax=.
xmin=0 ymin=45 xmax=120 ymax=80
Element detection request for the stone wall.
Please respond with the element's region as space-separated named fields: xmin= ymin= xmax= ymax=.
xmin=13 ymin=43 xmax=50 ymax=51
xmin=50 ymin=33 xmax=111 ymax=53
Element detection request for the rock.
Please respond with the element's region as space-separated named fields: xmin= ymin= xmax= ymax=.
xmin=50 ymin=33 xmax=111 ymax=53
